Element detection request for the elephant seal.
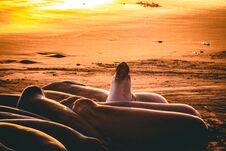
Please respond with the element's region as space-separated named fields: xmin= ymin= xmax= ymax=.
xmin=0 ymin=142 xmax=15 ymax=151
xmin=107 ymin=62 xmax=168 ymax=103
xmin=106 ymin=62 xmax=134 ymax=102
xmin=0 ymin=119 xmax=107 ymax=151
xmin=0 ymin=122 xmax=67 ymax=151
xmin=43 ymin=62 xmax=167 ymax=103
xmin=72 ymin=98 xmax=208 ymax=151
xmin=44 ymin=90 xmax=78 ymax=102
xmin=0 ymin=105 xmax=47 ymax=120
xmin=100 ymin=101 xmax=201 ymax=117
xmin=60 ymin=96 xmax=83 ymax=108
xmin=43 ymin=81 xmax=109 ymax=102
xmin=0 ymin=94 xmax=20 ymax=107
xmin=0 ymin=112 xmax=36 ymax=120
xmin=16 ymin=85 xmax=102 ymax=138
xmin=0 ymin=91 xmax=79 ymax=106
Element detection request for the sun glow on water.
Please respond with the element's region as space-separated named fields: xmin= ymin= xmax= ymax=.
xmin=41 ymin=0 xmax=113 ymax=10
xmin=1 ymin=0 xmax=226 ymax=33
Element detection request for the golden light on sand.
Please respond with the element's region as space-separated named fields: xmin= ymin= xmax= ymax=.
xmin=41 ymin=0 xmax=113 ymax=10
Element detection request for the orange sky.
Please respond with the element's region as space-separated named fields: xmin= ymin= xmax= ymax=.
xmin=1 ymin=0 xmax=226 ymax=33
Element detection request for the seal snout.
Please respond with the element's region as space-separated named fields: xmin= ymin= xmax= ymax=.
xmin=116 ymin=62 xmax=130 ymax=80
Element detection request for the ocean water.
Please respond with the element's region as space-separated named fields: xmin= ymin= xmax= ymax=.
xmin=0 ymin=0 xmax=226 ymax=67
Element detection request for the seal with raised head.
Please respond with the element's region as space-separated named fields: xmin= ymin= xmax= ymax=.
xmin=43 ymin=62 xmax=168 ymax=103
xmin=106 ymin=62 xmax=134 ymax=102
xmin=106 ymin=62 xmax=168 ymax=103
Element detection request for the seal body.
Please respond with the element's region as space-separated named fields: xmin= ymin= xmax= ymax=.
xmin=106 ymin=62 xmax=134 ymax=102
xmin=0 ymin=119 xmax=107 ymax=151
xmin=16 ymin=85 xmax=102 ymax=138
xmin=72 ymin=98 xmax=208 ymax=151
xmin=43 ymin=81 xmax=109 ymax=102
xmin=106 ymin=62 xmax=167 ymax=103
xmin=106 ymin=74 xmax=133 ymax=102
xmin=0 ymin=122 xmax=67 ymax=151
xmin=134 ymin=92 xmax=168 ymax=103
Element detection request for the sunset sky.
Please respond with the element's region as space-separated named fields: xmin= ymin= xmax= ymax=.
xmin=1 ymin=0 xmax=226 ymax=33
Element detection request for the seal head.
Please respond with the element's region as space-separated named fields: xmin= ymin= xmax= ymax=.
xmin=115 ymin=62 xmax=130 ymax=80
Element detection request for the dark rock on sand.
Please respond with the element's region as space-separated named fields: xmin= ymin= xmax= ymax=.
xmin=96 ymin=63 xmax=116 ymax=68
xmin=0 ymin=60 xmax=17 ymax=64
xmin=210 ymin=51 xmax=226 ymax=59
xmin=37 ymin=52 xmax=53 ymax=55
xmin=47 ymin=54 xmax=66 ymax=58
xmin=37 ymin=52 xmax=66 ymax=58
xmin=19 ymin=60 xmax=38 ymax=64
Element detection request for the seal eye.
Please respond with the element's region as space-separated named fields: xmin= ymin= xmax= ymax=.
xmin=116 ymin=62 xmax=130 ymax=80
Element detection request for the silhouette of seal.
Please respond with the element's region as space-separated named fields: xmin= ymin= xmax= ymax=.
xmin=0 ymin=112 xmax=36 ymax=120
xmin=72 ymin=98 xmax=208 ymax=151
xmin=16 ymin=85 xmax=102 ymax=138
xmin=0 ymin=122 xmax=67 ymax=151
xmin=0 ymin=142 xmax=15 ymax=151
xmin=100 ymin=101 xmax=201 ymax=117
xmin=43 ymin=81 xmax=108 ymax=102
xmin=0 ymin=105 xmax=47 ymax=120
xmin=0 ymin=94 xmax=20 ymax=107
xmin=0 ymin=119 xmax=107 ymax=151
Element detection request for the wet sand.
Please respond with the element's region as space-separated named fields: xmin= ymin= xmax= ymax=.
xmin=0 ymin=51 xmax=225 ymax=150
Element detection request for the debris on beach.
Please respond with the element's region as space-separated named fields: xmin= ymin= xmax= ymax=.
xmin=96 ymin=63 xmax=116 ymax=68
xmin=136 ymin=1 xmax=161 ymax=7
xmin=201 ymin=41 xmax=210 ymax=46
xmin=193 ymin=50 xmax=205 ymax=55
xmin=153 ymin=40 xmax=163 ymax=43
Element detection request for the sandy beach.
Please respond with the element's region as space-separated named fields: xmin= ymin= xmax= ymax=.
xmin=0 ymin=0 xmax=226 ymax=150
xmin=0 ymin=52 xmax=225 ymax=150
